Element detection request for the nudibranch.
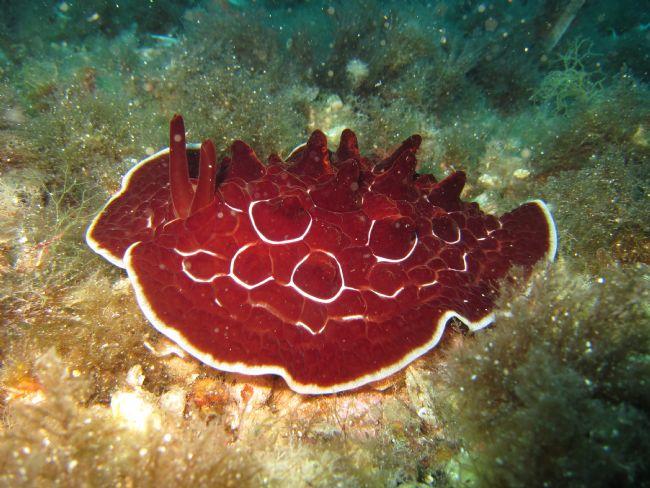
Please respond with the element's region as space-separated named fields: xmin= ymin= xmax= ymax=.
xmin=87 ymin=115 xmax=557 ymax=394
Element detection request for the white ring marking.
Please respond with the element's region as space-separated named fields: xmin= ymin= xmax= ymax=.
xmin=375 ymin=235 xmax=419 ymax=263
xmin=229 ymin=243 xmax=274 ymax=290
xmin=289 ymin=251 xmax=346 ymax=304
xmin=249 ymin=200 xmax=313 ymax=245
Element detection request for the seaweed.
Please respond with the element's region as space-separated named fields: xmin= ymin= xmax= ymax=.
xmin=531 ymin=38 xmax=603 ymax=113
xmin=435 ymin=263 xmax=650 ymax=487
xmin=541 ymin=147 xmax=649 ymax=271
xmin=0 ymin=350 xmax=259 ymax=487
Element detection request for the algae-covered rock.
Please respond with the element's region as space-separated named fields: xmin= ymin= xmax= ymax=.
xmin=435 ymin=264 xmax=650 ymax=487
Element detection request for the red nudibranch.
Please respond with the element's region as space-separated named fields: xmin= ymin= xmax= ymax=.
xmin=87 ymin=115 xmax=557 ymax=394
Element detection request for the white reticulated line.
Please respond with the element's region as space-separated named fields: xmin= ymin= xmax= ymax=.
xmin=229 ymin=243 xmax=274 ymax=290
xmin=181 ymin=260 xmax=223 ymax=283
xmin=448 ymin=252 xmax=469 ymax=272
xmin=421 ymin=279 xmax=439 ymax=287
xmin=176 ymin=248 xmax=223 ymax=283
xmin=432 ymin=225 xmax=461 ymax=244
xmin=486 ymin=219 xmax=504 ymax=236
xmin=365 ymin=219 xmax=376 ymax=245
xmin=288 ymin=251 xmax=347 ymax=304
xmin=375 ymin=235 xmax=419 ymax=263
xmin=341 ymin=314 xmax=364 ymax=321
xmin=224 ymin=202 xmax=244 ymax=213
xmin=174 ymin=248 xmax=219 ymax=257
xmin=248 ymin=200 xmax=313 ymax=245
xmin=370 ymin=286 xmax=404 ymax=299
xmin=294 ymin=320 xmax=327 ymax=335
xmin=161 ymin=218 xmax=181 ymax=231
xmin=229 ymin=270 xmax=271 ymax=288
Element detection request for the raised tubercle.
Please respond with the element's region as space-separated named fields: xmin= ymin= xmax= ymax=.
xmin=336 ymin=129 xmax=361 ymax=162
xmin=170 ymin=115 xmax=222 ymax=218
xmin=289 ymin=130 xmax=332 ymax=177
xmin=169 ymin=115 xmax=195 ymax=219
xmin=190 ymin=139 xmax=218 ymax=214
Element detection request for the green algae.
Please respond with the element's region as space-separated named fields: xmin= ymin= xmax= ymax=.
xmin=435 ymin=263 xmax=650 ymax=487
xmin=531 ymin=38 xmax=603 ymax=113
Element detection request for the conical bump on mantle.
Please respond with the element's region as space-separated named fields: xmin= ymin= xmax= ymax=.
xmin=87 ymin=115 xmax=558 ymax=394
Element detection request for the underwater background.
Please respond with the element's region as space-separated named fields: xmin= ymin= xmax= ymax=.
xmin=0 ymin=0 xmax=648 ymax=486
